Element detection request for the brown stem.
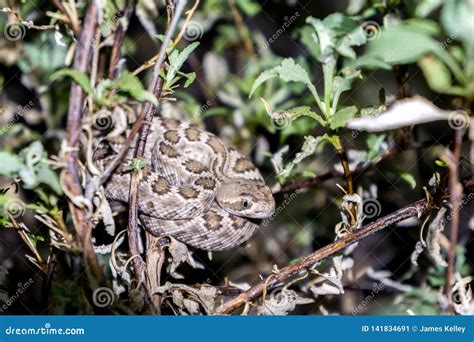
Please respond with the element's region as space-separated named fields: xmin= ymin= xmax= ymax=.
xmin=40 ymin=253 xmax=57 ymax=313
xmin=62 ymin=0 xmax=104 ymax=284
xmin=445 ymin=128 xmax=464 ymax=305
xmin=126 ymin=0 xmax=188 ymax=284
xmin=52 ymin=0 xmax=80 ymax=34
xmin=215 ymin=199 xmax=430 ymax=314
xmin=215 ymin=174 xmax=474 ymax=315
xmin=109 ymin=0 xmax=136 ymax=80
xmin=229 ymin=0 xmax=258 ymax=64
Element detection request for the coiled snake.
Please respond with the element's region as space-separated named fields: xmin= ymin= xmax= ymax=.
xmin=94 ymin=118 xmax=275 ymax=251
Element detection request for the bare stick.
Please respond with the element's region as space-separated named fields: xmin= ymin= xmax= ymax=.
xmin=445 ymin=128 xmax=464 ymax=305
xmin=214 ymin=200 xmax=428 ymax=314
xmin=126 ymin=0 xmax=188 ymax=283
xmin=109 ymin=0 xmax=136 ymax=80
xmin=62 ymin=0 xmax=104 ymax=284
xmin=215 ymin=176 xmax=474 ymax=314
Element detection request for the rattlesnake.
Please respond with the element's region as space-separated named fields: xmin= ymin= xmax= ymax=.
xmin=94 ymin=117 xmax=275 ymax=251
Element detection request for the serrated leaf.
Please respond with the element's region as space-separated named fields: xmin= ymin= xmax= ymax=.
xmin=249 ymin=69 xmax=278 ymax=98
xmin=330 ymin=106 xmax=357 ymax=129
xmin=50 ymin=69 xmax=93 ymax=94
xmin=250 ymin=58 xmax=320 ymax=106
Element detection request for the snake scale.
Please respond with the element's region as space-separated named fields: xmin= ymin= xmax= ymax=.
xmin=94 ymin=117 xmax=275 ymax=251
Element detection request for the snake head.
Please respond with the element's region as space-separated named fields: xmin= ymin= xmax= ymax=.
xmin=216 ymin=181 xmax=275 ymax=219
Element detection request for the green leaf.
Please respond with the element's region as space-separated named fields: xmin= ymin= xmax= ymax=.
xmin=299 ymin=26 xmax=321 ymax=60
xmin=36 ymin=162 xmax=63 ymax=195
xmin=0 ymin=152 xmax=23 ymax=176
xmin=435 ymin=159 xmax=448 ymax=168
xmin=441 ymin=0 xmax=474 ymax=50
xmin=115 ymin=71 xmax=158 ymax=104
xmin=404 ymin=18 xmax=441 ymax=36
xmin=366 ymin=134 xmax=386 ymax=160
xmin=124 ymin=157 xmax=148 ymax=171
xmin=26 ymin=233 xmax=44 ymax=248
xmin=249 ymin=69 xmax=278 ymax=98
xmin=250 ymin=58 xmax=322 ymax=110
xmin=236 ymin=0 xmax=261 ymax=16
xmin=347 ymin=56 xmax=392 ymax=70
xmin=364 ymin=26 xmax=439 ymax=64
xmin=330 ymin=106 xmax=357 ymax=130
xmin=306 ymin=17 xmax=335 ymax=59
xmin=167 ymin=42 xmax=200 ymax=84
xmin=392 ymin=166 xmax=417 ymax=189
xmin=182 ymin=72 xmax=196 ymax=88
xmin=50 ymin=69 xmax=93 ymax=94
xmin=418 ymin=55 xmax=451 ymax=92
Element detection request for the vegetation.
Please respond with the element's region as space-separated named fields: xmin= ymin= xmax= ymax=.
xmin=0 ymin=0 xmax=472 ymax=315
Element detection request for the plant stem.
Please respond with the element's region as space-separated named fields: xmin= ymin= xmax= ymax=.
xmin=215 ymin=199 xmax=429 ymax=314
xmin=62 ymin=0 xmax=104 ymax=285
xmin=445 ymin=127 xmax=464 ymax=306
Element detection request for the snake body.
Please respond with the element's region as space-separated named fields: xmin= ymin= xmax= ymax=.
xmin=94 ymin=117 xmax=275 ymax=251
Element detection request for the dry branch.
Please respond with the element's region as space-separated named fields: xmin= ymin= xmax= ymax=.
xmin=126 ymin=0 xmax=188 ymax=283
xmin=62 ymin=0 xmax=103 ymax=284
xmin=215 ymin=176 xmax=474 ymax=314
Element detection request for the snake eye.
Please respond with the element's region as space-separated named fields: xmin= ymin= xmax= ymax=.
xmin=242 ymin=200 xmax=249 ymax=209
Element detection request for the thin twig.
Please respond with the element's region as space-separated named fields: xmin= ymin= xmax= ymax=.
xmin=229 ymin=0 xmax=258 ymax=63
xmin=109 ymin=0 xmax=136 ymax=80
xmin=126 ymin=0 xmax=188 ymax=283
xmin=215 ymin=199 xmax=430 ymax=314
xmin=171 ymin=0 xmax=200 ymax=49
xmin=132 ymin=0 xmax=198 ymax=76
xmin=62 ymin=0 xmax=104 ymax=284
xmin=52 ymin=0 xmax=80 ymax=34
xmin=445 ymin=128 xmax=464 ymax=305
xmin=215 ymin=176 xmax=474 ymax=315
